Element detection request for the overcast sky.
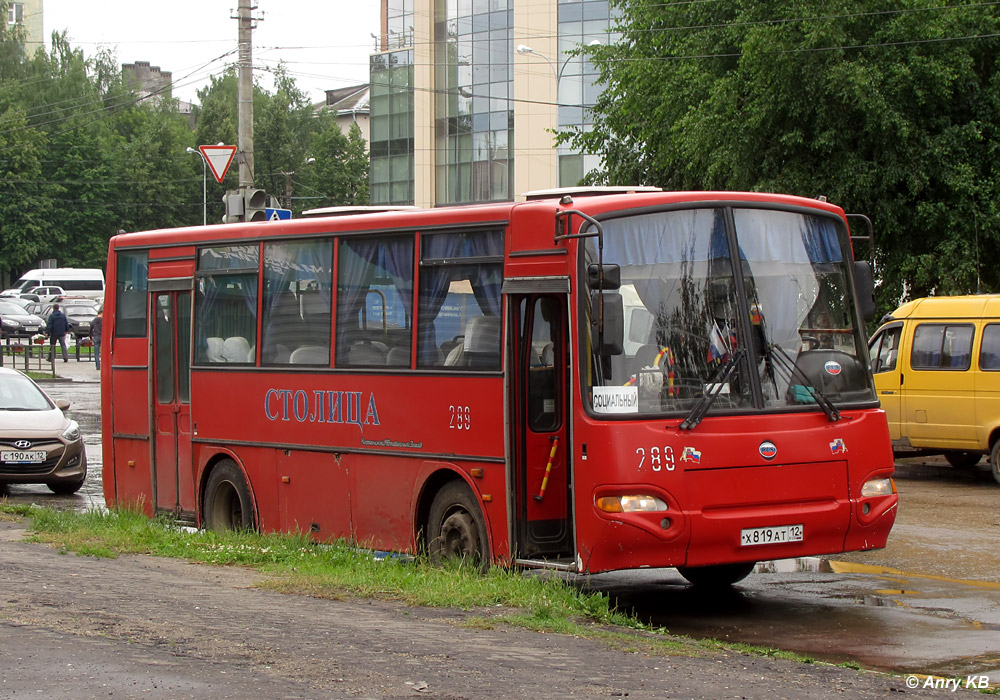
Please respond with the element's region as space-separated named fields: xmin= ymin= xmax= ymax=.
xmin=43 ymin=1 xmax=381 ymax=104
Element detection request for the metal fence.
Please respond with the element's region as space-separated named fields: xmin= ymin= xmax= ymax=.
xmin=0 ymin=337 xmax=96 ymax=372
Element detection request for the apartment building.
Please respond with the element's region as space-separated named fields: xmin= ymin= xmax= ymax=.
xmin=370 ymin=0 xmax=611 ymax=207
xmin=7 ymin=0 xmax=44 ymax=52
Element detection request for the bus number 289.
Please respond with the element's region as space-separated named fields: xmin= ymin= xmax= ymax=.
xmin=636 ymin=446 xmax=675 ymax=472
xmin=450 ymin=405 xmax=471 ymax=430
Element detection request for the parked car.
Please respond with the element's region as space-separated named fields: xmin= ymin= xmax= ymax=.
xmin=41 ymin=299 xmax=100 ymax=338
xmin=20 ymin=286 xmax=65 ymax=304
xmin=3 ymin=297 xmax=34 ymax=310
xmin=0 ymin=300 xmax=47 ymax=339
xmin=0 ymin=367 xmax=87 ymax=494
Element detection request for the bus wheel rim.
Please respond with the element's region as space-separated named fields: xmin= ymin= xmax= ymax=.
xmin=440 ymin=510 xmax=477 ymax=559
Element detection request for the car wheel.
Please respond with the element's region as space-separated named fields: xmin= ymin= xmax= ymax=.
xmin=677 ymin=562 xmax=756 ymax=588
xmin=944 ymin=451 xmax=982 ymax=469
xmin=48 ymin=478 xmax=85 ymax=495
xmin=991 ymin=441 xmax=1000 ymax=486
xmin=202 ymin=458 xmax=256 ymax=532
xmin=426 ymin=481 xmax=489 ymax=570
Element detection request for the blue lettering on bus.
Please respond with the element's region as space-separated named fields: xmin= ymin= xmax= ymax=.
xmin=265 ymin=388 xmax=381 ymax=430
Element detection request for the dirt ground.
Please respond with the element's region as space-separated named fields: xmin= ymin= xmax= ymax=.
xmin=0 ymin=512 xmax=982 ymax=700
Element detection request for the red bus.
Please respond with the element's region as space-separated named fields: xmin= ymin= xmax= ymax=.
xmin=101 ymin=188 xmax=897 ymax=585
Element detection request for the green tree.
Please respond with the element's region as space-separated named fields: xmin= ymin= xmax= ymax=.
xmin=563 ymin=1 xmax=1000 ymax=312
xmin=298 ymin=117 xmax=370 ymax=211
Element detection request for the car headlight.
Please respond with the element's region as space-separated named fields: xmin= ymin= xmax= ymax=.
xmin=2 ymin=319 xmax=19 ymax=328
xmin=61 ymin=420 xmax=81 ymax=442
xmin=596 ymin=494 xmax=669 ymax=513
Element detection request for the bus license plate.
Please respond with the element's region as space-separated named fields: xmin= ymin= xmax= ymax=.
xmin=740 ymin=524 xmax=803 ymax=547
xmin=1 ymin=450 xmax=45 ymax=463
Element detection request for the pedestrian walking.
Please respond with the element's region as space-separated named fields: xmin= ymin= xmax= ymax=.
xmin=92 ymin=309 xmax=103 ymax=371
xmin=46 ymin=303 xmax=69 ymax=362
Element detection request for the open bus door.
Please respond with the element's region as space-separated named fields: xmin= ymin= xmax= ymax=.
xmin=509 ymin=293 xmax=573 ymax=563
xmin=150 ymin=286 xmax=195 ymax=520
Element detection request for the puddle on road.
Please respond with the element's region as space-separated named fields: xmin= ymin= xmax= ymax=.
xmin=595 ymin=558 xmax=1000 ymax=682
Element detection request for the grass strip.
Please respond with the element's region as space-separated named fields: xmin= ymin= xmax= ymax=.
xmin=0 ymin=503 xmax=815 ymax=664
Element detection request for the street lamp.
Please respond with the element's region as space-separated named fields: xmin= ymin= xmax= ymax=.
xmin=186 ymin=147 xmax=206 ymax=226
xmin=516 ymin=40 xmax=601 ymax=82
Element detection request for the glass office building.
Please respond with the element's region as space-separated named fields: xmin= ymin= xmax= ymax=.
xmin=371 ymin=0 xmax=610 ymax=207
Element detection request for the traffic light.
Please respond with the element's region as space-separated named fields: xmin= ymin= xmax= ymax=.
xmin=244 ymin=188 xmax=268 ymax=222
xmin=222 ymin=191 xmax=244 ymax=223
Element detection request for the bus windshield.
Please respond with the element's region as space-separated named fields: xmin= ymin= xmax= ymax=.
xmin=586 ymin=206 xmax=875 ymax=417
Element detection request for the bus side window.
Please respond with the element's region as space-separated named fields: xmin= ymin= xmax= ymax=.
xmin=336 ymin=236 xmax=413 ymax=368
xmin=417 ymin=230 xmax=504 ymax=370
xmin=262 ymin=239 xmax=333 ymax=365
xmin=115 ymin=251 xmax=149 ymax=338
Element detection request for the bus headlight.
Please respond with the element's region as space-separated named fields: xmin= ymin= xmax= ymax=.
xmin=596 ymin=495 xmax=669 ymax=513
xmin=860 ymin=478 xmax=895 ymax=497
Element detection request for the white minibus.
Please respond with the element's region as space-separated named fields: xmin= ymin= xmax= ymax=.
xmin=1 ymin=268 xmax=105 ymax=301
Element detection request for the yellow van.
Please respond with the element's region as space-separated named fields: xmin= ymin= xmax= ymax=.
xmin=868 ymin=295 xmax=1000 ymax=484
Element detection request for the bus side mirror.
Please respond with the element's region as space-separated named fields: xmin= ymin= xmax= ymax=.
xmin=591 ymin=291 xmax=624 ymax=356
xmin=854 ymin=261 xmax=876 ymax=322
xmin=587 ymin=263 xmax=621 ymax=290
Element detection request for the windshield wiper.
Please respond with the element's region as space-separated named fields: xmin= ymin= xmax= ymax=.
xmin=679 ymin=348 xmax=744 ymax=431
xmin=767 ymin=344 xmax=841 ymax=422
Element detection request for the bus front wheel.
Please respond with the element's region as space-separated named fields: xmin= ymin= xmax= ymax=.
xmin=426 ymin=481 xmax=488 ymax=569
xmin=677 ymin=562 xmax=755 ymax=587
xmin=203 ymin=459 xmax=256 ymax=532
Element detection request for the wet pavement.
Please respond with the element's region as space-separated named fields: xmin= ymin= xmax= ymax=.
xmin=4 ymin=361 xmax=1000 ymax=685
xmin=579 ymin=558 xmax=1000 ymax=682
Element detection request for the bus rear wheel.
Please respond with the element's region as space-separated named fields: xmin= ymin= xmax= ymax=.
xmin=677 ymin=562 xmax=755 ymax=587
xmin=426 ymin=481 xmax=488 ymax=570
xmin=203 ymin=459 xmax=256 ymax=532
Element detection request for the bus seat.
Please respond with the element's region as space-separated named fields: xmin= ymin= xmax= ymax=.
xmin=222 ymin=336 xmax=251 ymax=363
xmin=271 ymin=344 xmax=291 ymax=364
xmin=444 ymin=344 xmax=465 ymax=366
xmin=628 ymin=343 xmax=665 ymax=380
xmin=298 ymin=290 xmax=328 ymax=319
xmin=540 ymin=342 xmax=555 ymax=367
xmin=346 ymin=340 xmax=386 ymax=365
xmin=206 ymin=337 xmax=225 ymax=363
xmin=439 ymin=336 xmax=463 ymax=359
xmin=463 ymin=315 xmax=501 ymax=368
xmin=289 ymin=345 xmax=329 ymax=365
xmin=386 ymin=346 xmax=410 ymax=366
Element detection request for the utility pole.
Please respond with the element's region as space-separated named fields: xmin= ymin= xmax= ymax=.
xmin=236 ymin=0 xmax=257 ymax=190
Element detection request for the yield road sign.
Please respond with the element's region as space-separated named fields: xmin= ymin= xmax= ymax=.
xmin=198 ymin=145 xmax=238 ymax=183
